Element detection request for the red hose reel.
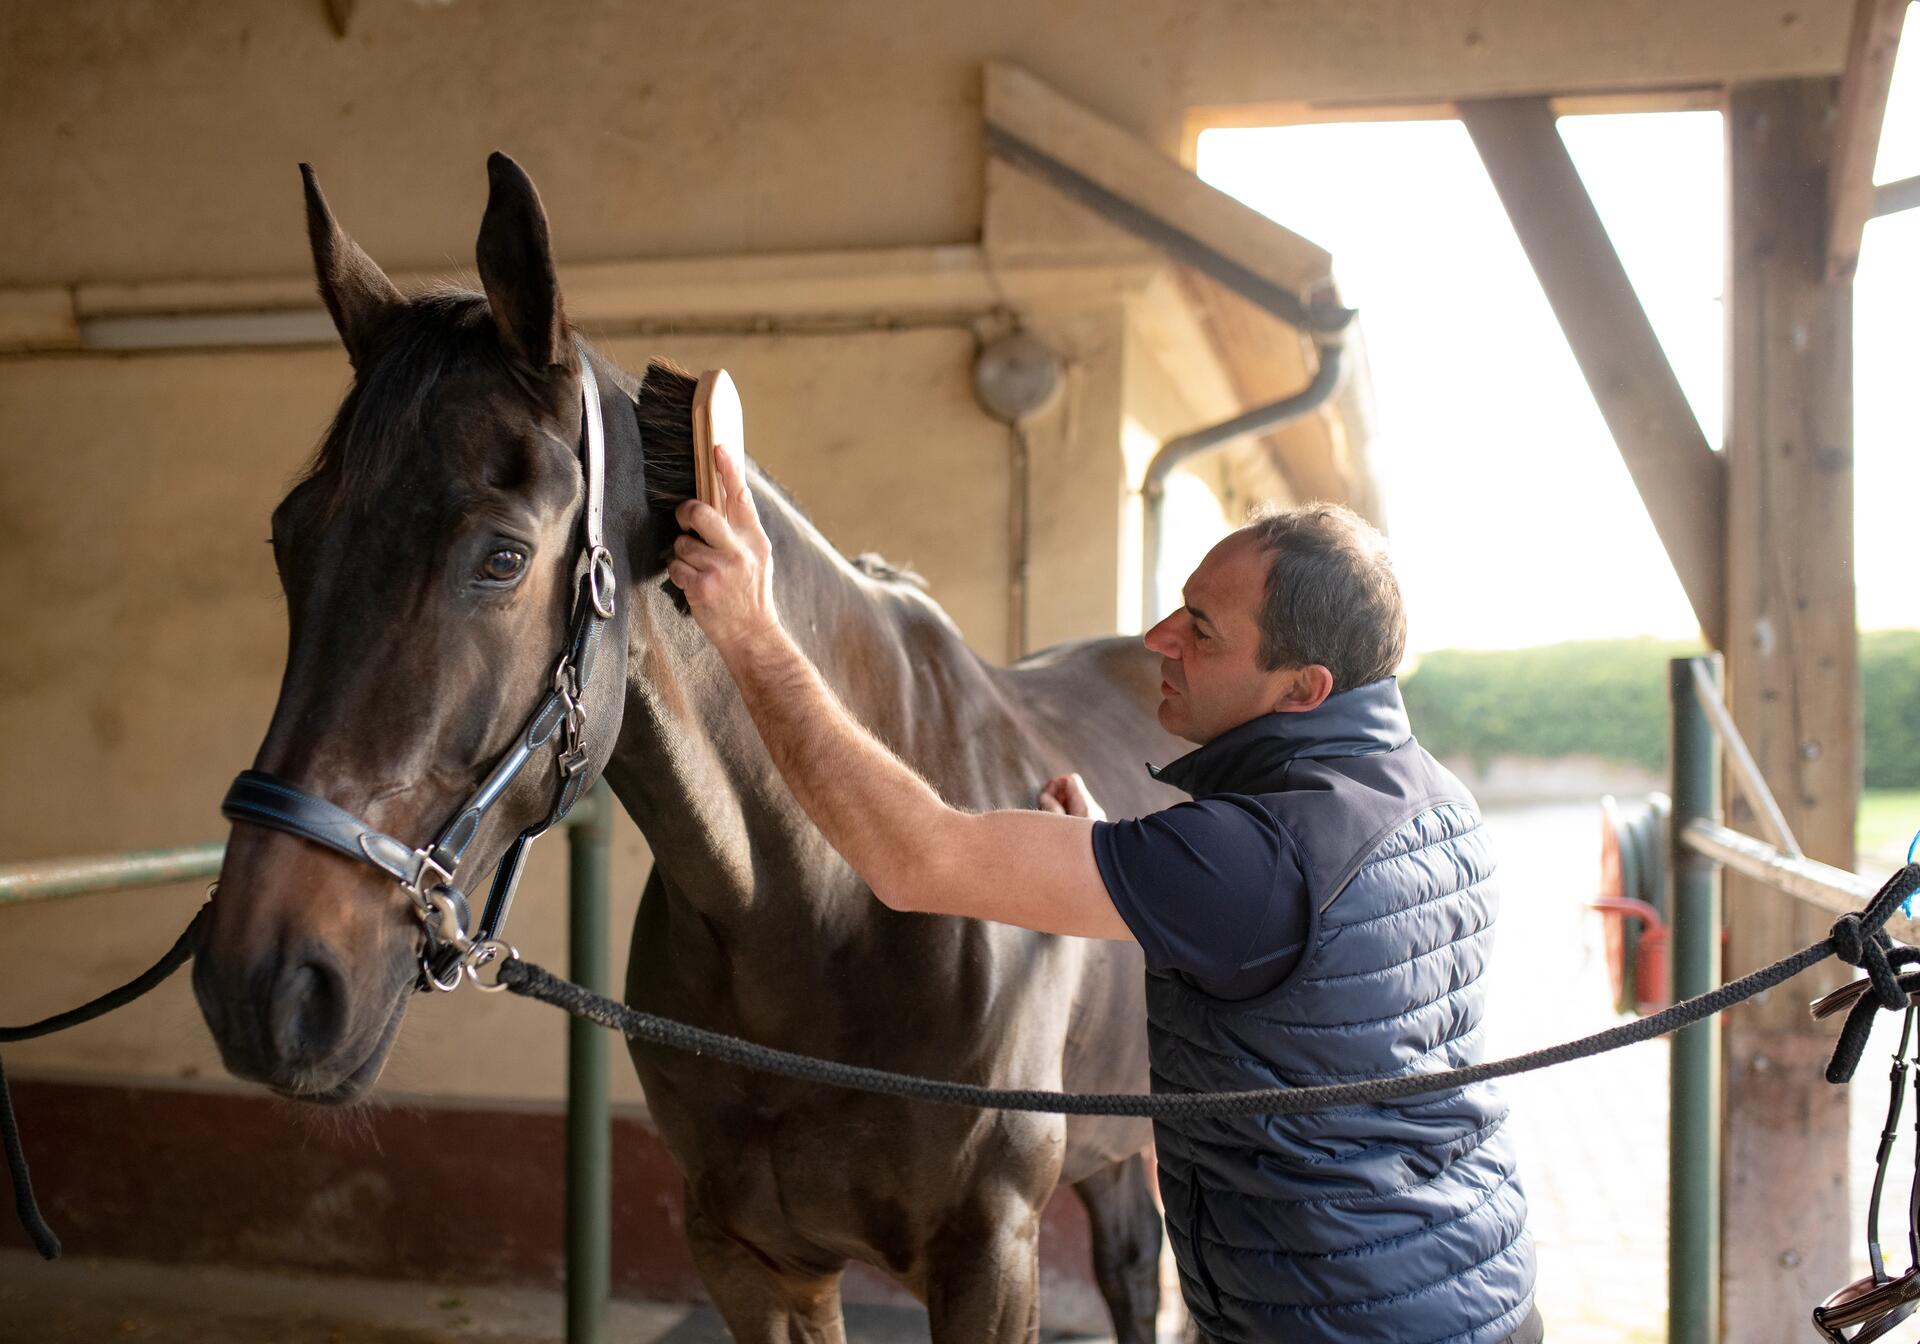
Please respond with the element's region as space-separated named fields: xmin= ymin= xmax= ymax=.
xmin=1595 ymin=795 xmax=1673 ymax=1017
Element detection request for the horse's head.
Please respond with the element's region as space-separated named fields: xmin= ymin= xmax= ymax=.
xmin=193 ymin=155 xmax=638 ymax=1102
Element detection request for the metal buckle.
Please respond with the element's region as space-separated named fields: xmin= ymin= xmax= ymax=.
xmin=587 ymin=545 xmax=617 ymax=620
xmin=405 ymin=850 xmax=454 ymax=902
xmin=553 ymin=660 xmax=590 ymax=777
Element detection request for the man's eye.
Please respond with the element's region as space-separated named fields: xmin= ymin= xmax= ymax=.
xmin=480 ymin=548 xmax=527 ymax=582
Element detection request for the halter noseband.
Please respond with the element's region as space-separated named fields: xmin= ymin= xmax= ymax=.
xmin=221 ymin=343 xmax=618 ymax=993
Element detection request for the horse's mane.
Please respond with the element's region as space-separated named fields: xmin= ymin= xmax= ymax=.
xmin=851 ymin=553 xmax=929 ymax=590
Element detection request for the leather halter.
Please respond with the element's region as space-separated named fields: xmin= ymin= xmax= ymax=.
xmin=221 ymin=343 xmax=617 ymax=993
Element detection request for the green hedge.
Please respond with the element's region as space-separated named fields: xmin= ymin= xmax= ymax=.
xmin=1399 ymin=631 xmax=1920 ymax=789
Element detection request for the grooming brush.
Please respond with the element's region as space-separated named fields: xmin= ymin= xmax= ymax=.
xmin=691 ymin=369 xmax=745 ymax=511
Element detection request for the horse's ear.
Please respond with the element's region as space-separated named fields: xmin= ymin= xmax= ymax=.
xmin=476 ymin=152 xmax=572 ymax=374
xmin=300 ymin=164 xmax=402 ymax=368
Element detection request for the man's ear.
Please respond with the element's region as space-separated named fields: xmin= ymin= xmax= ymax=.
xmin=1271 ymin=664 xmax=1335 ymax=715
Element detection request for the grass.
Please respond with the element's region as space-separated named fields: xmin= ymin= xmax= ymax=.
xmin=1861 ymin=789 xmax=1920 ymax=864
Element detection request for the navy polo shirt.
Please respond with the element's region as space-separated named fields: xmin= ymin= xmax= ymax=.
xmin=1090 ymin=681 xmax=1415 ymax=1000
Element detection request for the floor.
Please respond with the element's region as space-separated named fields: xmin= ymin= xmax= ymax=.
xmin=0 ymin=1250 xmax=1115 ymax=1344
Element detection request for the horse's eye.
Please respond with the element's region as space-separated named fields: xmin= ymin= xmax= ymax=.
xmin=481 ymin=548 xmax=526 ymax=583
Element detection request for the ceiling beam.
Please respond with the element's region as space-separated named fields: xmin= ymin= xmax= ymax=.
xmin=1875 ymin=172 xmax=1920 ymax=217
xmin=1826 ymin=0 xmax=1909 ymax=282
xmin=1460 ymin=95 xmax=1726 ymax=649
xmin=984 ymin=63 xmax=1340 ymax=331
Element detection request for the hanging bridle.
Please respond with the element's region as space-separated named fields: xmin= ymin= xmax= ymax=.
xmin=220 ymin=343 xmax=618 ymax=994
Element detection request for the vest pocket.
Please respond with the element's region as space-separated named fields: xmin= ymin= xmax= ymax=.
xmin=1184 ymin=1180 xmax=1225 ymax=1317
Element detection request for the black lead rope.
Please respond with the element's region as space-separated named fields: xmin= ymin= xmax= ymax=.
xmin=0 ymin=904 xmax=208 ymax=1258
xmin=8 ymin=869 xmax=1920 ymax=1255
xmin=496 ymin=863 xmax=1920 ymax=1119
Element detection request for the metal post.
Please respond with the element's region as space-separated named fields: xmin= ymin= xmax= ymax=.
xmin=0 ymin=843 xmax=225 ymax=905
xmin=1669 ymin=656 xmax=1722 ymax=1344
xmin=566 ymin=781 xmax=613 ymax=1344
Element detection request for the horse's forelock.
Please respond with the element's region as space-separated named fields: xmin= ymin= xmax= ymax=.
xmin=296 ymin=289 xmax=507 ymax=520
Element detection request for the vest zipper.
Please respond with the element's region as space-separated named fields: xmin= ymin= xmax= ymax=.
xmin=1186 ymin=1179 xmax=1225 ymax=1317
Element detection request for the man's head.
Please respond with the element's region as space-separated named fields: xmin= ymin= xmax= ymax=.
xmin=1144 ymin=502 xmax=1406 ymax=744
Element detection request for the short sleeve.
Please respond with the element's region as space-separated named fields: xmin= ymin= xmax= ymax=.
xmin=1090 ymin=796 xmax=1306 ymax=985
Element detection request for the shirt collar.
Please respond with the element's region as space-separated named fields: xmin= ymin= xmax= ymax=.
xmin=1148 ymin=676 xmax=1412 ymax=798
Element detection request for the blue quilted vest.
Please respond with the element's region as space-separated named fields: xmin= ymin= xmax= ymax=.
xmin=1146 ymin=678 xmax=1535 ymax=1344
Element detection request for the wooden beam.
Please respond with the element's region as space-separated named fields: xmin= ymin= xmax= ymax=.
xmin=984 ymin=64 xmax=1335 ymax=320
xmin=1875 ymin=172 xmax=1920 ymax=217
xmin=1722 ymin=77 xmax=1859 ymax=1340
xmin=1459 ymin=96 xmax=1727 ymax=650
xmin=1826 ymin=0 xmax=1909 ymax=282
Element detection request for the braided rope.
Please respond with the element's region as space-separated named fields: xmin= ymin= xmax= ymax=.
xmin=496 ymin=862 xmax=1914 ymax=1120
xmin=0 ymin=905 xmax=206 ymax=1259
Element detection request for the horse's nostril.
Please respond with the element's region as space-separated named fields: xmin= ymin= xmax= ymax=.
xmin=271 ymin=955 xmax=349 ymax=1066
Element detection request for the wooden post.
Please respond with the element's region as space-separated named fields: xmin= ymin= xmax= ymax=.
xmin=1721 ymin=79 xmax=1860 ymax=1341
xmin=1825 ymin=0 xmax=1909 ymax=283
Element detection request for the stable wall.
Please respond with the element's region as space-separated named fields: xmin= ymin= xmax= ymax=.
xmin=0 ymin=309 xmax=1138 ymax=1103
xmin=1 ymin=0 xmax=1847 ymax=288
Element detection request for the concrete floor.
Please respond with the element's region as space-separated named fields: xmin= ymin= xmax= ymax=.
xmin=0 ymin=1251 xmax=1117 ymax=1344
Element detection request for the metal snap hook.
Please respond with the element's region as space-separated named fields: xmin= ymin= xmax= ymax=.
xmin=462 ymin=939 xmax=521 ymax=993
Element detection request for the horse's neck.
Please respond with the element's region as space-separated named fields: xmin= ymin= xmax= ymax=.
xmin=605 ymin=477 xmax=973 ymax=924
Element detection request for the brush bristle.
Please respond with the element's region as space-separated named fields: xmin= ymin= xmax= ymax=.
xmin=634 ymin=358 xmax=700 ymax=511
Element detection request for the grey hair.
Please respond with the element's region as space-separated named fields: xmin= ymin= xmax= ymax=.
xmin=1242 ymin=502 xmax=1406 ymax=692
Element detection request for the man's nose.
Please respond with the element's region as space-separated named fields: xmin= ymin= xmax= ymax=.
xmin=1143 ymin=613 xmax=1181 ymax=658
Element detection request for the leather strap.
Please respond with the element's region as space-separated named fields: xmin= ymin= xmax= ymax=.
xmin=222 ymin=771 xmax=429 ymax=888
xmin=579 ymin=354 xmax=606 ymax=553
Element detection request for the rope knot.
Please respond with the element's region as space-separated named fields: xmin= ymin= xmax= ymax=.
xmin=1830 ymin=912 xmax=1906 ymax=1010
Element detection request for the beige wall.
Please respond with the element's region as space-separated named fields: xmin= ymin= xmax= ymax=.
xmin=1 ymin=0 xmax=1844 ymax=288
xmin=0 ymin=305 xmax=1137 ymax=1103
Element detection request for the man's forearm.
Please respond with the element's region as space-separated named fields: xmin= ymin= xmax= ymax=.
xmin=719 ymin=623 xmax=956 ymax=904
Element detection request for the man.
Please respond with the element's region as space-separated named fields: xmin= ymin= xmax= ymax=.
xmin=667 ymin=446 xmax=1540 ymax=1344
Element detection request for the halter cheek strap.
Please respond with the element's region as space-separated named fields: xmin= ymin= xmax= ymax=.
xmin=221 ymin=344 xmax=617 ymax=993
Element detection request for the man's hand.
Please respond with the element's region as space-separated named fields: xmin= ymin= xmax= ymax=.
xmin=669 ymin=442 xmax=778 ymax=656
xmin=1038 ymin=773 xmax=1106 ymax=823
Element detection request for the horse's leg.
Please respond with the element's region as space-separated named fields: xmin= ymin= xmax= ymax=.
xmin=685 ymin=1199 xmax=849 ymax=1344
xmin=923 ymin=1194 xmax=1043 ymax=1344
xmin=1073 ymin=1152 xmax=1162 ymax=1344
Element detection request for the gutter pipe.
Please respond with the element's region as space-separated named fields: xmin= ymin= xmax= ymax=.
xmin=1141 ymin=338 xmax=1348 ymax=627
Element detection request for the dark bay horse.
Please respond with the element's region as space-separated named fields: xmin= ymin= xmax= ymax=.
xmin=192 ymin=154 xmax=1185 ymax=1342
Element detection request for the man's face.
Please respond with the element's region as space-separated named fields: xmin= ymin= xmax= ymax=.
xmin=1144 ymin=532 xmax=1319 ymax=744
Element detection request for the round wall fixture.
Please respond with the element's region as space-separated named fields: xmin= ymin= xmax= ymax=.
xmin=973 ymin=332 xmax=1064 ymax=424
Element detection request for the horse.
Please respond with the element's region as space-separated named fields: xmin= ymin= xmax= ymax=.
xmin=191 ymin=153 xmax=1187 ymax=1343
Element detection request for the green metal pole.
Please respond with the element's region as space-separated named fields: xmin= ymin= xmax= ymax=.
xmin=566 ymin=781 xmax=613 ymax=1344
xmin=1669 ymin=656 xmax=1722 ymax=1344
xmin=0 ymin=843 xmax=225 ymax=906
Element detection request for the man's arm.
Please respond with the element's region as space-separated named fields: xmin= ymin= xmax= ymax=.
xmin=666 ymin=446 xmax=1132 ymax=942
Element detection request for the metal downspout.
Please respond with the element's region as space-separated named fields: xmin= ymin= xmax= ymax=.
xmin=1141 ymin=338 xmax=1348 ymax=627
